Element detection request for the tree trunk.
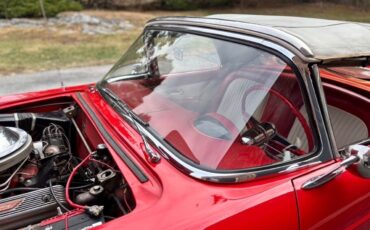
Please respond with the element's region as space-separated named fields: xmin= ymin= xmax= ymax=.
xmin=39 ymin=0 xmax=47 ymax=21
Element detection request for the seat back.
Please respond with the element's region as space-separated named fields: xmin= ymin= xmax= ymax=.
xmin=288 ymin=105 xmax=368 ymax=150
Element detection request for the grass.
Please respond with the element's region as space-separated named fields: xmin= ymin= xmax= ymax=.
xmin=0 ymin=28 xmax=141 ymax=74
xmin=0 ymin=2 xmax=369 ymax=75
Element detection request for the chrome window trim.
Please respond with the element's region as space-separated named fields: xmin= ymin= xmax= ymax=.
xmin=101 ymin=25 xmax=335 ymax=183
xmin=141 ymin=123 xmax=323 ymax=183
xmin=310 ymin=64 xmax=340 ymax=158
xmin=146 ymin=18 xmax=319 ymax=63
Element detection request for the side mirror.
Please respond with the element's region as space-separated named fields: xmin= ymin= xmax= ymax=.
xmin=345 ymin=144 xmax=370 ymax=178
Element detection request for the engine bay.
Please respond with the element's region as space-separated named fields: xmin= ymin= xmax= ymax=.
xmin=0 ymin=101 xmax=135 ymax=230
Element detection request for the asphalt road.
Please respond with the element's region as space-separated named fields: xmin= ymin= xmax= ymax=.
xmin=0 ymin=65 xmax=112 ymax=96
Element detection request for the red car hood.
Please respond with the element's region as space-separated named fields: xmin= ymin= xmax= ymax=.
xmin=0 ymin=84 xmax=93 ymax=108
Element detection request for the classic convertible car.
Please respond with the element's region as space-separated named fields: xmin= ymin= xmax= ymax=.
xmin=0 ymin=15 xmax=369 ymax=230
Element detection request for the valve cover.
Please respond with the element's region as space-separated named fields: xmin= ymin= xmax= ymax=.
xmin=0 ymin=185 xmax=66 ymax=230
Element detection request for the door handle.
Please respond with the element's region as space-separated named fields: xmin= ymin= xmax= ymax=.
xmin=302 ymin=155 xmax=359 ymax=190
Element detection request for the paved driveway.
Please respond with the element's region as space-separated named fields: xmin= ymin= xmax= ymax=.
xmin=0 ymin=65 xmax=112 ymax=96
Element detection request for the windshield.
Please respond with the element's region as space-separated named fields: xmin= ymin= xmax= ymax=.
xmin=100 ymin=30 xmax=315 ymax=171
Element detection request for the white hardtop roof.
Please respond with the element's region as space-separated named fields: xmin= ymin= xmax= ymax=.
xmin=207 ymin=14 xmax=370 ymax=61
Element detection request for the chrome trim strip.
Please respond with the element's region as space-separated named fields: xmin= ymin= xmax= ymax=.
xmin=145 ymin=24 xmax=298 ymax=61
xmin=280 ymin=161 xmax=321 ymax=173
xmin=138 ymin=121 xmax=324 ymax=183
xmin=297 ymin=64 xmax=334 ymax=163
xmin=146 ymin=18 xmax=318 ymax=62
xmin=310 ymin=64 xmax=340 ymax=158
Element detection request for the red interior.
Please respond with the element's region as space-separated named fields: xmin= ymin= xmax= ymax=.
xmin=320 ymin=69 xmax=370 ymax=136
xmin=323 ymin=84 xmax=370 ymax=133
xmin=107 ymin=66 xmax=314 ymax=170
xmin=107 ymin=66 xmax=369 ymax=170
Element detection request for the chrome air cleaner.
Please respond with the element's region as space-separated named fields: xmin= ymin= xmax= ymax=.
xmin=0 ymin=126 xmax=32 ymax=172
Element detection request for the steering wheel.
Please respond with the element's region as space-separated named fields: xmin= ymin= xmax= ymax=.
xmin=194 ymin=112 xmax=240 ymax=140
xmin=241 ymin=84 xmax=313 ymax=151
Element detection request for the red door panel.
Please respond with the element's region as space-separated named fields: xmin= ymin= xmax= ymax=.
xmin=293 ymin=162 xmax=370 ymax=230
xmin=205 ymin=183 xmax=299 ymax=230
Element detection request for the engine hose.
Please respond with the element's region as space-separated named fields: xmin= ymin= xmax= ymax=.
xmin=49 ymin=180 xmax=70 ymax=212
xmin=65 ymin=154 xmax=91 ymax=210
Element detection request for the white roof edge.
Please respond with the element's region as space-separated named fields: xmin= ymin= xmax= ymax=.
xmin=207 ymin=14 xmax=370 ymax=61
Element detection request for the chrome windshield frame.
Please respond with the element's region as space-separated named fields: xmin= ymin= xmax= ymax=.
xmin=99 ymin=23 xmax=335 ymax=183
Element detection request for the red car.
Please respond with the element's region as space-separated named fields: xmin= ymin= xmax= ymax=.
xmin=0 ymin=15 xmax=369 ymax=230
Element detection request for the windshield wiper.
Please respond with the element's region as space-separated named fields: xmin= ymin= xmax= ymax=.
xmin=99 ymin=87 xmax=161 ymax=163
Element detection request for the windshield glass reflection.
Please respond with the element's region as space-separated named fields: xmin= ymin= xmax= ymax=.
xmin=101 ymin=30 xmax=314 ymax=171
